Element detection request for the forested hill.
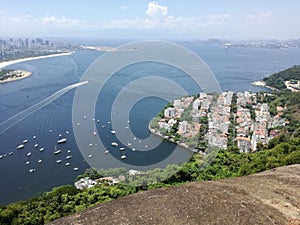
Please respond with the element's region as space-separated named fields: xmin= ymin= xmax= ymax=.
xmin=263 ymin=65 xmax=300 ymax=90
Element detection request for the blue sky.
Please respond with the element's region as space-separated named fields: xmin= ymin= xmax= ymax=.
xmin=1 ymin=0 xmax=300 ymax=40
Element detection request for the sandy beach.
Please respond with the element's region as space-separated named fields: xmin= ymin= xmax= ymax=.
xmin=0 ymin=52 xmax=72 ymax=69
xmin=0 ymin=70 xmax=32 ymax=84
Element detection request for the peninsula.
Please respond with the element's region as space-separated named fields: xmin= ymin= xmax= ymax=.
xmin=0 ymin=69 xmax=32 ymax=83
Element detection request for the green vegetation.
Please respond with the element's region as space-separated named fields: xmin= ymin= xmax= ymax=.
xmin=263 ymin=65 xmax=300 ymax=90
xmin=0 ymin=66 xmax=299 ymax=224
xmin=0 ymin=69 xmax=14 ymax=81
xmin=1 ymin=134 xmax=299 ymax=224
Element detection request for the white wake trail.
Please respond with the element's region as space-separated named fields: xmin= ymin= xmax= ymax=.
xmin=0 ymin=81 xmax=88 ymax=135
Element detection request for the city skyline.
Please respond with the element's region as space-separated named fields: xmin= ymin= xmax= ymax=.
xmin=1 ymin=0 xmax=300 ymax=40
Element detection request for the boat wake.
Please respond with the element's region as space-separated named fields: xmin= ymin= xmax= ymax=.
xmin=0 ymin=81 xmax=88 ymax=135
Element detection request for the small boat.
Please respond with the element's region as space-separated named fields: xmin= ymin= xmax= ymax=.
xmin=111 ymin=142 xmax=118 ymax=147
xmin=127 ymin=120 xmax=130 ymax=123
xmin=49 ymin=129 xmax=53 ymax=132
xmin=17 ymin=144 xmax=24 ymax=149
xmin=57 ymin=138 xmax=67 ymax=144
xmin=67 ymin=150 xmax=71 ymax=153
xmin=121 ymin=153 xmax=126 ymax=159
xmin=23 ymin=139 xmax=28 ymax=143
xmin=107 ymin=121 xmax=111 ymax=124
xmin=92 ymin=118 xmax=95 ymax=121
xmin=111 ymin=130 xmax=116 ymax=134
xmin=65 ymin=131 xmax=70 ymax=134
xmin=102 ymin=125 xmax=105 ymax=128
xmin=39 ymin=147 xmax=44 ymax=152
xmin=89 ymin=143 xmax=93 ymax=147
xmin=104 ymin=150 xmax=109 ymax=154
xmin=145 ymin=145 xmax=148 ymax=148
xmin=73 ymin=167 xmax=79 ymax=171
xmin=9 ymin=152 xmax=14 ymax=155
xmin=33 ymin=136 xmax=36 ymax=139
xmin=53 ymin=145 xmax=61 ymax=155
xmin=93 ymin=131 xmax=97 ymax=136
xmin=29 ymin=169 xmax=35 ymax=173
xmin=59 ymin=134 xmax=62 ymax=137
xmin=56 ymin=160 xmax=62 ymax=163
xmin=27 ymin=152 xmax=32 ymax=157
xmin=97 ymin=119 xmax=100 ymax=123
xmin=65 ymin=162 xmax=70 ymax=166
xmin=120 ymin=147 xmax=125 ymax=151
xmin=83 ymin=115 xmax=87 ymax=119
xmin=133 ymin=137 xmax=137 ymax=141
xmin=77 ymin=122 xmax=80 ymax=126
xmin=34 ymin=144 xmax=39 ymax=148
xmin=88 ymin=154 xmax=93 ymax=158
xmin=125 ymin=126 xmax=129 ymax=129
xmin=38 ymin=159 xmax=42 ymax=163
xmin=66 ymin=155 xmax=72 ymax=159
xmin=132 ymin=148 xmax=136 ymax=151
xmin=0 ymin=155 xmax=2 ymax=159
xmin=128 ymin=143 xmax=131 ymax=146
xmin=25 ymin=161 xmax=30 ymax=165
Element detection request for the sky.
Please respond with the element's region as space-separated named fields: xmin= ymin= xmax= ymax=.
xmin=1 ymin=0 xmax=300 ymax=40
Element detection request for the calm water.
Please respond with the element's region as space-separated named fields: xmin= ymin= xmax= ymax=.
xmin=0 ymin=42 xmax=300 ymax=205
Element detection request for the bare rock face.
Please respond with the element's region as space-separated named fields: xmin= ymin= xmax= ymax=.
xmin=49 ymin=165 xmax=300 ymax=225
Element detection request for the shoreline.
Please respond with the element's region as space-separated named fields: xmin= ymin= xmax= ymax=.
xmin=148 ymin=125 xmax=200 ymax=153
xmin=0 ymin=70 xmax=32 ymax=84
xmin=251 ymin=80 xmax=279 ymax=91
xmin=0 ymin=52 xmax=73 ymax=69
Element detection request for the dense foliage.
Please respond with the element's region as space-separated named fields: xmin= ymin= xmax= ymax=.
xmin=1 ymin=135 xmax=299 ymax=225
xmin=263 ymin=65 xmax=300 ymax=90
xmin=1 ymin=67 xmax=299 ymax=225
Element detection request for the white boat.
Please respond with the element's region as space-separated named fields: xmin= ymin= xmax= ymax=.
xmin=83 ymin=115 xmax=87 ymax=119
xmin=125 ymin=126 xmax=129 ymax=129
xmin=17 ymin=144 xmax=24 ymax=149
xmin=57 ymin=138 xmax=67 ymax=144
xmin=93 ymin=131 xmax=97 ymax=136
xmin=77 ymin=122 xmax=80 ymax=126
xmin=49 ymin=129 xmax=53 ymax=132
xmin=66 ymin=155 xmax=72 ymax=159
xmin=111 ymin=142 xmax=118 ymax=147
xmin=88 ymin=154 xmax=93 ymax=158
xmin=53 ymin=146 xmax=61 ymax=155
xmin=0 ymin=155 xmax=2 ymax=159
xmin=65 ymin=131 xmax=70 ymax=134
xmin=9 ymin=152 xmax=14 ymax=155
xmin=97 ymin=120 xmax=100 ymax=123
xmin=34 ymin=144 xmax=39 ymax=148
xmin=111 ymin=130 xmax=116 ymax=134
xmin=107 ymin=121 xmax=111 ymax=124
xmin=25 ymin=161 xmax=30 ymax=165
xmin=128 ymin=143 xmax=131 ymax=146
xmin=73 ymin=167 xmax=79 ymax=171
xmin=23 ymin=139 xmax=28 ymax=143
xmin=33 ymin=136 xmax=36 ymax=139
xmin=92 ymin=118 xmax=95 ymax=121
xmin=121 ymin=153 xmax=126 ymax=159
xmin=89 ymin=143 xmax=93 ymax=147
xmin=67 ymin=150 xmax=71 ymax=153
xmin=133 ymin=137 xmax=137 ymax=141
xmin=104 ymin=150 xmax=109 ymax=154
xmin=102 ymin=125 xmax=105 ymax=128
xmin=27 ymin=152 xmax=32 ymax=157
xmin=39 ymin=147 xmax=44 ymax=152
xmin=38 ymin=159 xmax=42 ymax=163
xmin=29 ymin=169 xmax=35 ymax=173
xmin=59 ymin=134 xmax=62 ymax=137
xmin=56 ymin=160 xmax=62 ymax=163
xmin=65 ymin=162 xmax=70 ymax=166
xmin=120 ymin=147 xmax=125 ymax=151
xmin=132 ymin=148 xmax=136 ymax=152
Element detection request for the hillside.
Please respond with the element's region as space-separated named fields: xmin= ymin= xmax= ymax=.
xmin=49 ymin=164 xmax=300 ymax=225
xmin=263 ymin=65 xmax=300 ymax=90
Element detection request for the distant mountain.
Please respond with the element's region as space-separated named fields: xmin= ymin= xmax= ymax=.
xmin=49 ymin=164 xmax=300 ymax=225
xmin=263 ymin=65 xmax=300 ymax=90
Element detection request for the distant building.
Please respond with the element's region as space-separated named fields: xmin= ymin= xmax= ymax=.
xmin=164 ymin=107 xmax=175 ymax=118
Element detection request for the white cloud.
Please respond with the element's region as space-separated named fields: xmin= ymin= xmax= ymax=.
xmin=246 ymin=12 xmax=271 ymax=22
xmin=42 ymin=16 xmax=80 ymax=26
xmin=146 ymin=1 xmax=168 ymax=20
xmin=104 ymin=2 xmax=229 ymax=30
